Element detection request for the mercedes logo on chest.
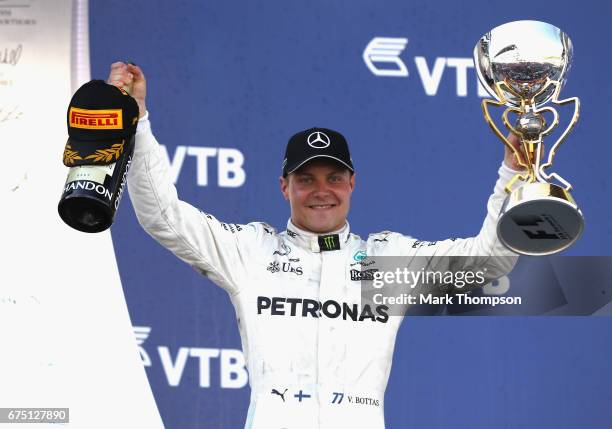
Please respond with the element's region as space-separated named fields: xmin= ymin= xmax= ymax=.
xmin=307 ymin=131 xmax=331 ymax=149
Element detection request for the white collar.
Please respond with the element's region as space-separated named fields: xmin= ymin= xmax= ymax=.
xmin=285 ymin=219 xmax=350 ymax=252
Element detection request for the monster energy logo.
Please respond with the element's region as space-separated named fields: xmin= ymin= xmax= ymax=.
xmin=319 ymin=234 xmax=340 ymax=251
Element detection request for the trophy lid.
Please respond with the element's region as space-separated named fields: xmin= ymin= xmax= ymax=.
xmin=474 ymin=20 xmax=573 ymax=107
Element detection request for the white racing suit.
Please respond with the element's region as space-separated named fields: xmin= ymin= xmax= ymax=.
xmin=128 ymin=113 xmax=518 ymax=429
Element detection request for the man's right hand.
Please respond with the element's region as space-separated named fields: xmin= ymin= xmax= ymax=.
xmin=107 ymin=61 xmax=147 ymax=118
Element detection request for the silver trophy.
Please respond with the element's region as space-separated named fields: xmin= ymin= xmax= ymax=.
xmin=474 ymin=20 xmax=583 ymax=255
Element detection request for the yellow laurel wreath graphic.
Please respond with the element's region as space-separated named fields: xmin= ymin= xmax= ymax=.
xmin=63 ymin=144 xmax=83 ymax=165
xmin=84 ymin=142 xmax=124 ymax=163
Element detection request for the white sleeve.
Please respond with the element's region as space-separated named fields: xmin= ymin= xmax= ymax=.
xmin=382 ymin=163 xmax=521 ymax=280
xmin=127 ymin=112 xmax=267 ymax=295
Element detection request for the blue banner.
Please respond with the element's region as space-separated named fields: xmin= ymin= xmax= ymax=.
xmin=91 ymin=1 xmax=612 ymax=428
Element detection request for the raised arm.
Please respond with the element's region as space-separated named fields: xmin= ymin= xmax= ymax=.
xmin=375 ymin=134 xmax=524 ymax=282
xmin=108 ymin=62 xmax=267 ymax=295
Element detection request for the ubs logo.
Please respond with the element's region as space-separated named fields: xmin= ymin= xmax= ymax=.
xmin=267 ymin=261 xmax=303 ymax=276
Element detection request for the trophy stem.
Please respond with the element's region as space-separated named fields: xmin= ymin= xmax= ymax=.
xmin=510 ymin=103 xmax=551 ymax=184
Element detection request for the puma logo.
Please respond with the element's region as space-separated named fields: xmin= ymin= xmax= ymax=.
xmin=271 ymin=388 xmax=288 ymax=402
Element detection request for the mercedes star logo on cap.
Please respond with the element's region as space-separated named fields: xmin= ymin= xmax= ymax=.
xmin=307 ymin=131 xmax=331 ymax=149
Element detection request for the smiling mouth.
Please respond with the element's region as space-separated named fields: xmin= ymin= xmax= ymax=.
xmin=308 ymin=204 xmax=336 ymax=210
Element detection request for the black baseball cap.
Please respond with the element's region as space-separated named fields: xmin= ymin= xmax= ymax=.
xmin=282 ymin=127 xmax=354 ymax=177
xmin=63 ymin=80 xmax=139 ymax=166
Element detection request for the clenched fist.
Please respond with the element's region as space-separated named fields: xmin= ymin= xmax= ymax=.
xmin=107 ymin=61 xmax=147 ymax=118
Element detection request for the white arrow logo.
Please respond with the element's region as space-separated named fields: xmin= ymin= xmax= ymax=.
xmin=133 ymin=326 xmax=152 ymax=367
xmin=363 ymin=37 xmax=409 ymax=77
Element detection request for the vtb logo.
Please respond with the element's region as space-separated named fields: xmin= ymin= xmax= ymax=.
xmin=133 ymin=326 xmax=152 ymax=367
xmin=363 ymin=36 xmax=489 ymax=97
xmin=69 ymin=107 xmax=123 ymax=130
xmin=363 ymin=37 xmax=409 ymax=77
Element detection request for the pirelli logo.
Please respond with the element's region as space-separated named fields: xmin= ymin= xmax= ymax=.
xmin=69 ymin=107 xmax=123 ymax=130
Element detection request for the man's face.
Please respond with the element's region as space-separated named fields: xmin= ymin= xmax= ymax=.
xmin=280 ymin=159 xmax=355 ymax=234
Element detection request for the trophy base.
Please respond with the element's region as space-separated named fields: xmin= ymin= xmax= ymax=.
xmin=497 ymin=182 xmax=584 ymax=255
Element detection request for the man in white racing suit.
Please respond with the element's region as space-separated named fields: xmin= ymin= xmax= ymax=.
xmin=109 ymin=62 xmax=519 ymax=428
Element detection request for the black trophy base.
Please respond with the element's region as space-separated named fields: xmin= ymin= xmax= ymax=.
xmin=58 ymin=194 xmax=113 ymax=233
xmin=497 ymin=182 xmax=584 ymax=255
